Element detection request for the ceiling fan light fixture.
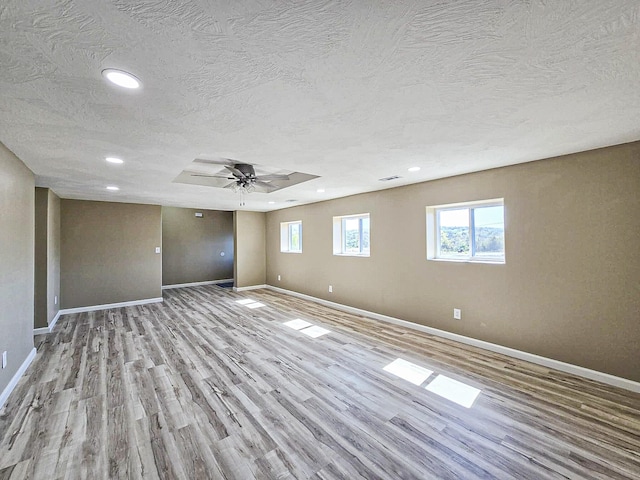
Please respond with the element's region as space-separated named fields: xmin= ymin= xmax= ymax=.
xmin=102 ymin=69 xmax=141 ymax=89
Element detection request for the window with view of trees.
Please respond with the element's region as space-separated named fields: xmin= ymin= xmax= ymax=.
xmin=333 ymin=213 xmax=370 ymax=256
xmin=426 ymin=200 xmax=505 ymax=262
xmin=280 ymin=221 xmax=302 ymax=253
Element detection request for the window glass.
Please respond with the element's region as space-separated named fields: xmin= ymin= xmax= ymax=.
xmin=473 ymin=206 xmax=504 ymax=257
xmin=439 ymin=208 xmax=470 ymax=257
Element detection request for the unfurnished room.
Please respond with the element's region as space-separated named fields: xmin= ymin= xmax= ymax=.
xmin=0 ymin=1 xmax=639 ymax=479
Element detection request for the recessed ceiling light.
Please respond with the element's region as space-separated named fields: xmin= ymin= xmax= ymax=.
xmin=105 ymin=157 xmax=124 ymax=164
xmin=268 ymin=201 xmax=276 ymax=204
xmin=408 ymin=167 xmax=421 ymax=172
xmin=106 ymin=186 xmax=119 ymax=191
xmin=102 ymin=69 xmax=141 ymax=89
xmin=316 ymin=188 xmax=325 ymax=193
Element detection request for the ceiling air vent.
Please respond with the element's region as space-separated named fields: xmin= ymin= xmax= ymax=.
xmin=379 ymin=175 xmax=401 ymax=182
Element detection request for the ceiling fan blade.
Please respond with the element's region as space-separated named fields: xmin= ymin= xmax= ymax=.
xmin=193 ymin=158 xmax=233 ymax=166
xmin=256 ymin=174 xmax=290 ymax=181
xmin=190 ymin=174 xmax=234 ymax=179
xmin=254 ymin=180 xmax=276 ymax=190
xmin=223 ymin=181 xmax=238 ymax=189
xmin=224 ymin=165 xmax=248 ymax=178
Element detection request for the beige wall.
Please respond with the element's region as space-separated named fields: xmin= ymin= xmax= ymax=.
xmin=61 ymin=200 xmax=162 ymax=308
xmin=34 ymin=187 xmax=60 ymax=329
xmin=47 ymin=190 xmax=60 ymax=324
xmin=266 ymin=141 xmax=640 ymax=382
xmin=162 ymin=207 xmax=234 ymax=286
xmin=34 ymin=188 xmax=48 ymax=328
xmin=234 ymin=211 xmax=266 ymax=288
xmin=0 ymin=143 xmax=35 ymax=396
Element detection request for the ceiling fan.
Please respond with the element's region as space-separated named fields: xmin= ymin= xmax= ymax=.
xmin=190 ymin=161 xmax=290 ymax=192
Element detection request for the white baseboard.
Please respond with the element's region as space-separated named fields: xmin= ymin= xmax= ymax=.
xmin=0 ymin=347 xmax=37 ymax=410
xmin=33 ymin=310 xmax=62 ymax=336
xmin=266 ymin=285 xmax=640 ymax=393
xmin=59 ymin=297 xmax=164 ymax=315
xmin=49 ymin=309 xmax=61 ymax=331
xmin=233 ymin=284 xmax=268 ymax=292
xmin=162 ymin=278 xmax=234 ymax=290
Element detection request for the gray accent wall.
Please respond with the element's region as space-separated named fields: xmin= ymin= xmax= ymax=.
xmin=161 ymin=207 xmax=234 ymax=286
xmin=60 ymin=200 xmax=162 ymax=309
xmin=0 ymin=143 xmax=35 ymax=395
xmin=234 ymin=211 xmax=266 ymax=288
xmin=266 ymin=141 xmax=640 ymax=382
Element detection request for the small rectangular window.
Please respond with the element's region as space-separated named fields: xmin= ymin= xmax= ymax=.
xmin=333 ymin=213 xmax=370 ymax=256
xmin=427 ymin=199 xmax=504 ymax=263
xmin=280 ymin=220 xmax=302 ymax=253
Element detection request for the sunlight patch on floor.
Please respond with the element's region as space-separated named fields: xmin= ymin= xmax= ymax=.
xmin=236 ymin=299 xmax=256 ymax=305
xmin=283 ymin=319 xmax=313 ymax=330
xmin=425 ymin=375 xmax=481 ymax=408
xmin=383 ymin=358 xmax=433 ymax=386
xmin=300 ymin=326 xmax=331 ymax=338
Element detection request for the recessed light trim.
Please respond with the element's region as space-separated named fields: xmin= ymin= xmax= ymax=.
xmin=105 ymin=157 xmax=124 ymax=164
xmin=408 ymin=166 xmax=421 ymax=172
xmin=102 ymin=69 xmax=141 ymax=89
xmin=106 ymin=186 xmax=119 ymax=191
xmin=268 ymin=201 xmax=276 ymax=204
xmin=316 ymin=188 xmax=325 ymax=193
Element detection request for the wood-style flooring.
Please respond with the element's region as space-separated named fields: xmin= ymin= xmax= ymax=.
xmin=0 ymin=286 xmax=639 ymax=479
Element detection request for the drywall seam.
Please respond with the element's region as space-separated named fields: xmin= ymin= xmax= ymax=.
xmin=162 ymin=278 xmax=234 ymax=289
xmin=59 ymin=297 xmax=163 ymax=315
xmin=266 ymin=285 xmax=640 ymax=393
xmin=0 ymin=348 xmax=37 ymax=409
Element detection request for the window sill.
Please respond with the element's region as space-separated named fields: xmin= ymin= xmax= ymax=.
xmin=333 ymin=253 xmax=370 ymax=258
xmin=428 ymin=257 xmax=505 ymax=265
xmin=280 ymin=250 xmax=302 ymax=254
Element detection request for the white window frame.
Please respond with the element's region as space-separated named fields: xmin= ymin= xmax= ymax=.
xmin=332 ymin=213 xmax=370 ymax=257
xmin=426 ymin=199 xmax=505 ymax=263
xmin=280 ymin=220 xmax=302 ymax=253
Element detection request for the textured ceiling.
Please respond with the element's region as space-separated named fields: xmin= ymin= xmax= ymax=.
xmin=1 ymin=0 xmax=639 ymax=211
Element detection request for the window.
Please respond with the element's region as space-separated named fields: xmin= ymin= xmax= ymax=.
xmin=333 ymin=213 xmax=370 ymax=256
xmin=280 ymin=221 xmax=302 ymax=253
xmin=426 ymin=199 xmax=504 ymax=263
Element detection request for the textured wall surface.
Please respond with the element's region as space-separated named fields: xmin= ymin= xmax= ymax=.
xmin=0 ymin=143 xmax=35 ymax=395
xmin=162 ymin=207 xmax=234 ymax=285
xmin=0 ymin=1 xmax=639 ymax=210
xmin=61 ymin=200 xmax=162 ymax=308
xmin=266 ymin=141 xmax=640 ymax=382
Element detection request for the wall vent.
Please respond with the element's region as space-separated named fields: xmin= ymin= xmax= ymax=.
xmin=379 ymin=175 xmax=401 ymax=181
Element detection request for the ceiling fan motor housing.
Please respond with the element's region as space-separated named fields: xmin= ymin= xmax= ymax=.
xmin=234 ymin=163 xmax=256 ymax=179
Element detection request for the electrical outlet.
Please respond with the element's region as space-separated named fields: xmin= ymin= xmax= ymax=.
xmin=453 ymin=308 xmax=461 ymax=320
xmin=277 ymin=275 xmax=281 ymax=281
xmin=54 ymin=295 xmax=58 ymax=305
xmin=155 ymin=247 xmax=161 ymax=254
xmin=2 ymin=351 xmax=7 ymax=369
xmin=328 ymin=285 xmax=333 ymax=293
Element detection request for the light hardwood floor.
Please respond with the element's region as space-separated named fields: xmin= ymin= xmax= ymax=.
xmin=0 ymin=285 xmax=639 ymax=479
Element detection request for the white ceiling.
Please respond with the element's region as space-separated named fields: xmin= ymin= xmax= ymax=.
xmin=1 ymin=1 xmax=639 ymax=212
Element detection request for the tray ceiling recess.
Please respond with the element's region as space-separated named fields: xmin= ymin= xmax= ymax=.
xmin=174 ymin=158 xmax=319 ymax=194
